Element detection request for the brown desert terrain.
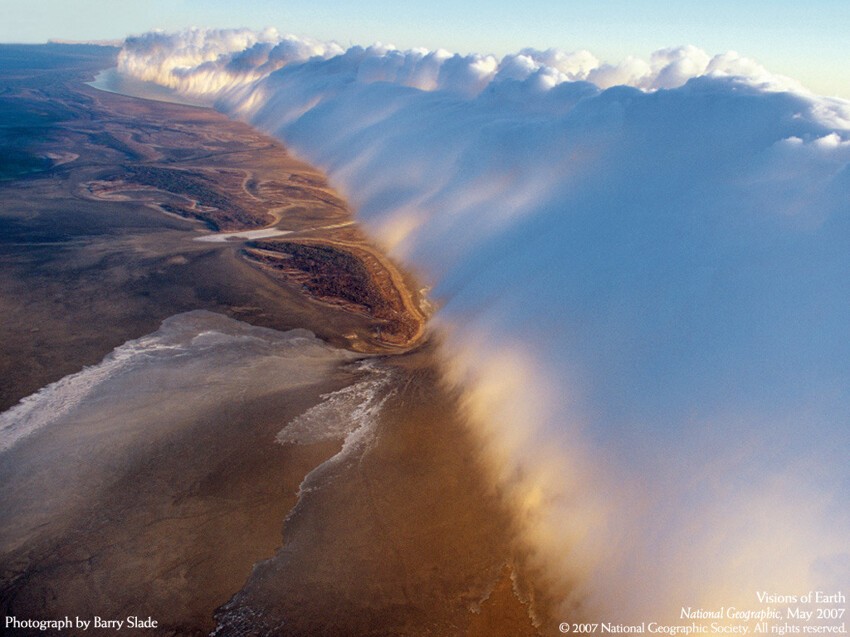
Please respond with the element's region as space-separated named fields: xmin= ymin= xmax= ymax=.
xmin=0 ymin=44 xmax=542 ymax=637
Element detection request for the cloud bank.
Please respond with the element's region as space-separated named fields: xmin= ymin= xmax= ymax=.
xmin=118 ymin=29 xmax=850 ymax=626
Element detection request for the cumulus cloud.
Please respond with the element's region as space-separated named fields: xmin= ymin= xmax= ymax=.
xmin=117 ymin=28 xmax=343 ymax=96
xmin=118 ymin=29 xmax=850 ymax=625
xmin=119 ymin=29 xmax=818 ymax=100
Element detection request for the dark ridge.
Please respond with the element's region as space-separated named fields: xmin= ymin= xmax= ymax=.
xmin=121 ymin=165 xmax=266 ymax=231
xmin=244 ymin=240 xmax=419 ymax=344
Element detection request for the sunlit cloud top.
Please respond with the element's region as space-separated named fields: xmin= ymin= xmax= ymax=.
xmin=3 ymin=0 xmax=850 ymax=98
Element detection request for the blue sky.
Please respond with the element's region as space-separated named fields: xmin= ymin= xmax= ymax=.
xmin=3 ymin=0 xmax=849 ymax=98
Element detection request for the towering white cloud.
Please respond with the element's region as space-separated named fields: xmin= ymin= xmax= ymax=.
xmin=118 ymin=30 xmax=850 ymax=625
xmin=118 ymin=28 xmax=344 ymax=96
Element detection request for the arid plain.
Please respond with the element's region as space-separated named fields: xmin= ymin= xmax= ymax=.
xmin=0 ymin=44 xmax=542 ymax=636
